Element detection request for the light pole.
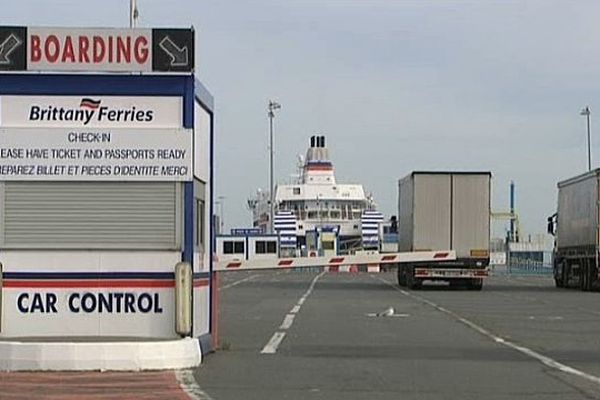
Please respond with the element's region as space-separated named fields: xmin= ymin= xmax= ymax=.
xmin=581 ymin=106 xmax=592 ymax=171
xmin=129 ymin=0 xmax=139 ymax=28
xmin=217 ymin=195 xmax=225 ymax=234
xmin=268 ymin=100 xmax=281 ymax=233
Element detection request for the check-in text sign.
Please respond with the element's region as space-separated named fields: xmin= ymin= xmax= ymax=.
xmin=0 ymin=128 xmax=192 ymax=181
xmin=0 ymin=96 xmax=182 ymax=128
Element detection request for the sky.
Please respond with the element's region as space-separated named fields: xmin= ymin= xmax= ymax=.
xmin=3 ymin=0 xmax=600 ymax=240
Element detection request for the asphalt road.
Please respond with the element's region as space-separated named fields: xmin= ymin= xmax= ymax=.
xmin=194 ymin=270 xmax=600 ymax=400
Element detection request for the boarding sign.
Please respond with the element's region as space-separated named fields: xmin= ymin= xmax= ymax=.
xmin=0 ymin=26 xmax=194 ymax=72
xmin=0 ymin=127 xmax=192 ymax=181
xmin=0 ymin=95 xmax=182 ymax=128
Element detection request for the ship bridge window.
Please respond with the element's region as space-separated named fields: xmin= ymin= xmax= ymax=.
xmin=320 ymin=210 xmax=328 ymax=218
xmin=255 ymin=240 xmax=277 ymax=254
xmin=224 ymin=241 xmax=245 ymax=254
xmin=352 ymin=211 xmax=362 ymax=219
xmin=307 ymin=211 xmax=317 ymax=219
xmin=293 ymin=187 xmax=301 ymax=195
xmin=330 ymin=210 xmax=340 ymax=219
xmin=322 ymin=241 xmax=335 ymax=250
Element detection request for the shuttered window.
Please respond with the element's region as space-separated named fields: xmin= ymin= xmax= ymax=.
xmin=0 ymin=182 xmax=181 ymax=249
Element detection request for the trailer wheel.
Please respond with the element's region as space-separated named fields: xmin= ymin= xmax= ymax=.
xmin=397 ymin=266 xmax=407 ymax=287
xmin=406 ymin=266 xmax=422 ymax=290
xmin=553 ymin=259 xmax=565 ymax=288
xmin=467 ymin=279 xmax=483 ymax=291
xmin=581 ymin=260 xmax=593 ymax=292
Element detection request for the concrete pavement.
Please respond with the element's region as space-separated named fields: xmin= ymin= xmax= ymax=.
xmin=196 ymin=271 xmax=600 ymax=399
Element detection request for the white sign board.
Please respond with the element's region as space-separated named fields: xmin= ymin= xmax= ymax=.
xmin=490 ymin=251 xmax=507 ymax=266
xmin=2 ymin=288 xmax=175 ymax=337
xmin=0 ymin=128 xmax=192 ymax=181
xmin=0 ymin=96 xmax=182 ymax=128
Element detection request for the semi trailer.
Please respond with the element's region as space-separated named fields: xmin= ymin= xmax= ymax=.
xmin=397 ymin=172 xmax=491 ymax=290
xmin=548 ymin=169 xmax=600 ymax=291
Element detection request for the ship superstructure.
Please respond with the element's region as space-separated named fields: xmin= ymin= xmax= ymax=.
xmin=249 ymin=136 xmax=377 ymax=251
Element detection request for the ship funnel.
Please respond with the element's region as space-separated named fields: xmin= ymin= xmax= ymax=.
xmin=310 ymin=136 xmax=315 ymax=148
xmin=320 ymin=136 xmax=325 ymax=148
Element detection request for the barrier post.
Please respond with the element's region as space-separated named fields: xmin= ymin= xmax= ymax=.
xmin=211 ymin=270 xmax=220 ymax=349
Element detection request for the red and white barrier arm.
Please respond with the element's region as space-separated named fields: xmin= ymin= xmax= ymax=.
xmin=214 ymin=250 xmax=456 ymax=272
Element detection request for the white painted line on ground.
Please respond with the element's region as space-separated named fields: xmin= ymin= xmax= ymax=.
xmin=366 ymin=313 xmax=410 ymax=318
xmin=260 ymin=271 xmax=325 ymax=355
xmin=220 ymin=274 xmax=259 ymax=290
xmin=175 ymin=369 xmax=215 ymax=400
xmin=376 ymin=276 xmax=600 ymax=387
xmin=280 ymin=314 xmax=296 ymax=330
xmin=261 ymin=332 xmax=287 ymax=354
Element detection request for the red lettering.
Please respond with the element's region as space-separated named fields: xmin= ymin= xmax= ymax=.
xmin=108 ymin=36 xmax=113 ymax=63
xmin=116 ymin=36 xmax=131 ymax=63
xmin=61 ymin=36 xmax=75 ymax=63
xmin=134 ymin=36 xmax=149 ymax=64
xmin=92 ymin=36 xmax=105 ymax=63
xmin=44 ymin=35 xmax=60 ymax=63
xmin=30 ymin=35 xmax=41 ymax=62
xmin=78 ymin=36 xmax=90 ymax=63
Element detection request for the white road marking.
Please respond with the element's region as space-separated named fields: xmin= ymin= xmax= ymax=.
xmin=528 ymin=316 xmax=564 ymax=321
xmin=220 ymin=274 xmax=259 ymax=290
xmin=175 ymin=369 xmax=215 ymax=400
xmin=376 ymin=276 xmax=600 ymax=387
xmin=280 ymin=314 xmax=296 ymax=329
xmin=260 ymin=271 xmax=325 ymax=354
xmin=366 ymin=313 xmax=410 ymax=318
xmin=261 ymin=332 xmax=287 ymax=354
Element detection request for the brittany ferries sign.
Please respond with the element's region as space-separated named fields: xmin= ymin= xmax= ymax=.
xmin=0 ymin=26 xmax=194 ymax=72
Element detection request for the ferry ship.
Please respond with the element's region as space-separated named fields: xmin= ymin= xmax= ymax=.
xmin=248 ymin=136 xmax=381 ymax=252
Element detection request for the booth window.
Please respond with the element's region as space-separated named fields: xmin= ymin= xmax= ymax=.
xmin=196 ymin=199 xmax=205 ymax=248
xmin=224 ymin=241 xmax=244 ymax=254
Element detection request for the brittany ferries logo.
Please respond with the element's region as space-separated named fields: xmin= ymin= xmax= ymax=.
xmin=28 ymin=98 xmax=154 ymax=125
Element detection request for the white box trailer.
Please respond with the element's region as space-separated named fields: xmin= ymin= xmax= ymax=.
xmin=397 ymin=172 xmax=491 ymax=289
xmin=548 ymin=169 xmax=600 ymax=290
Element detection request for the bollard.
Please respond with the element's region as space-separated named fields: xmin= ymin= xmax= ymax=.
xmin=175 ymin=262 xmax=192 ymax=336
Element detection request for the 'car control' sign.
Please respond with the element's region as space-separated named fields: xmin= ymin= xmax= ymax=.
xmin=0 ymin=26 xmax=194 ymax=72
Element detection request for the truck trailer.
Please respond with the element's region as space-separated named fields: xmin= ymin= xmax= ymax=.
xmin=548 ymin=169 xmax=600 ymax=291
xmin=397 ymin=172 xmax=491 ymax=290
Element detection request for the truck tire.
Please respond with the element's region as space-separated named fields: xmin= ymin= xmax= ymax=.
xmin=580 ymin=261 xmax=593 ymax=292
xmin=580 ymin=262 xmax=587 ymax=291
xmin=397 ymin=266 xmax=407 ymax=287
xmin=406 ymin=266 xmax=422 ymax=290
xmin=467 ymin=279 xmax=483 ymax=291
xmin=553 ymin=259 xmax=563 ymax=288
xmin=554 ymin=278 xmax=564 ymax=288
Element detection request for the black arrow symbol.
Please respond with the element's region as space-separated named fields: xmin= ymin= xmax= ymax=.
xmin=159 ymin=36 xmax=188 ymax=67
xmin=0 ymin=33 xmax=22 ymax=65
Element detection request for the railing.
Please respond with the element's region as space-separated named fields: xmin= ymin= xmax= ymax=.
xmin=490 ymin=261 xmax=553 ymax=275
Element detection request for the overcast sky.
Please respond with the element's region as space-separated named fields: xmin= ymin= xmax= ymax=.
xmin=4 ymin=1 xmax=600 ymax=239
